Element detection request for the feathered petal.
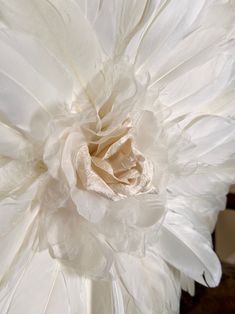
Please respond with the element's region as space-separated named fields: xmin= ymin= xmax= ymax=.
xmin=157 ymin=210 xmax=221 ymax=287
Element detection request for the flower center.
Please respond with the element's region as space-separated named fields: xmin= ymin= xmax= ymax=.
xmin=75 ymin=117 xmax=154 ymax=200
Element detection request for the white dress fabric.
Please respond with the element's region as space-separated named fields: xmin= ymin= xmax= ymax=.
xmin=0 ymin=1 xmax=234 ymax=313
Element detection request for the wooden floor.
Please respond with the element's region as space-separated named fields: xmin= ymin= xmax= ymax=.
xmin=180 ymin=264 xmax=235 ymax=314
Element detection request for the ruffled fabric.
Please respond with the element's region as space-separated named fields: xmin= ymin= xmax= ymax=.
xmin=0 ymin=1 xmax=234 ymax=313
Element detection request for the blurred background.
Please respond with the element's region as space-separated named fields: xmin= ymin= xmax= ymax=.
xmin=180 ymin=186 xmax=235 ymax=313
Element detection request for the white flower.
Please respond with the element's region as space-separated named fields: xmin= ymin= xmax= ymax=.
xmin=0 ymin=1 xmax=234 ymax=313
xmin=39 ymin=62 xmax=165 ymax=276
xmin=44 ymin=64 xmax=156 ymax=202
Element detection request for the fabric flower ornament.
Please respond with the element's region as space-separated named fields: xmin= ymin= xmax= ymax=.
xmin=0 ymin=1 xmax=234 ymax=313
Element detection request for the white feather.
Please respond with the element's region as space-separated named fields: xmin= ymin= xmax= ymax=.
xmin=157 ymin=211 xmax=221 ymax=287
xmin=0 ymin=1 xmax=234 ymax=313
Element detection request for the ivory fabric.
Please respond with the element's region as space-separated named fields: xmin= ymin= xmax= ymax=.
xmin=0 ymin=1 xmax=234 ymax=313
